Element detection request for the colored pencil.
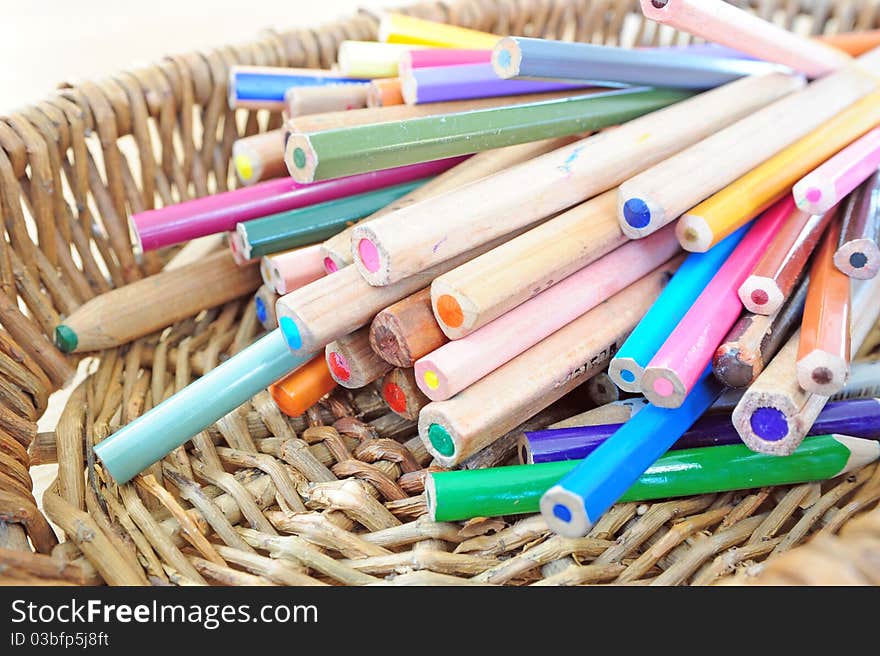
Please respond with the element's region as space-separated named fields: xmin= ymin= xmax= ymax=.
xmin=834 ymin=363 xmax=880 ymax=401
xmin=381 ymin=368 xmax=430 ymax=421
xmin=401 ymin=62 xmax=606 ymax=105
xmin=493 ymin=36 xmax=789 ymax=89
xmin=608 ymin=225 xmax=749 ymax=392
xmin=336 ymin=41 xmax=418 ymax=78
xmin=818 ymin=29 xmax=880 ymax=56
xmin=415 ymin=232 xmax=681 ymax=401
xmin=132 ymin=161 xmax=454 ymax=251
xmin=367 ymin=78 xmax=404 ymax=107
xmin=370 ymin=287 xmax=448 ymax=368
xmin=834 ymin=170 xmax=880 ymax=279
xmin=738 ymin=203 xmax=835 ymax=315
xmin=228 ymin=229 xmax=255 ymax=266
xmin=233 ymin=129 xmax=287 ymax=186
xmin=378 ymin=13 xmax=500 ymax=50
xmin=430 ymin=434 xmax=879 ymax=522
xmin=254 ymin=284 xmax=280 ymax=330
xmin=276 ymin=229 xmax=537 ymax=356
xmin=94 ymin=329 xmax=312 ymax=483
xmin=640 ymin=203 xmax=787 ymax=409
xmin=320 ymin=138 xmax=570 ymax=272
xmin=794 ymin=127 xmax=880 ymax=214
xmin=260 ymin=245 xmax=325 ymax=296
xmin=228 ymin=66 xmax=367 ymax=111
xmin=268 ymin=353 xmax=337 ymax=418
xmin=540 ymin=366 xmax=724 ymax=537
xmin=235 ymin=179 xmax=428 ymax=260
xmin=732 ymin=271 xmax=880 ymax=455
xmin=353 ymin=72 xmax=796 ymax=287
xmin=287 ymin=86 xmax=689 ymax=183
xmin=617 ymin=60 xmax=880 ymax=241
xmin=797 ymin=220 xmax=852 ymax=396
xmin=325 ymin=327 xmax=392 ymax=389
xmin=677 ymin=86 xmax=880 ymax=254
xmin=522 ymin=397 xmax=880 ymax=464
xmin=713 ymin=275 xmax=808 ymax=389
xmin=54 ymin=252 xmax=261 ymax=353
xmin=418 ymin=270 xmax=672 ymax=466
xmin=285 ymin=85 xmax=368 ymax=117
xmin=398 ymin=48 xmax=491 ymax=76
xmin=639 ymin=0 xmax=852 ymax=77
xmin=586 ymin=373 xmax=622 ymax=407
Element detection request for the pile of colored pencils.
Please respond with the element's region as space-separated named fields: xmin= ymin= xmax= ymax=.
xmin=59 ymin=4 xmax=880 ymax=538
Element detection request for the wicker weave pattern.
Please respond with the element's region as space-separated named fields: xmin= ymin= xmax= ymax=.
xmin=1 ymin=0 xmax=879 ymax=586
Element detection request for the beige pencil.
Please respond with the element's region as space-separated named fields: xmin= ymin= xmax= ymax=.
xmin=233 ymin=129 xmax=287 ymax=186
xmin=285 ymin=85 xmax=368 ymax=117
xmin=347 ymin=72 xmax=800 ymax=286
xmin=418 ymin=269 xmax=671 ymax=467
xmin=254 ymin=284 xmax=279 ymax=331
xmin=325 ymin=327 xmax=392 ymax=389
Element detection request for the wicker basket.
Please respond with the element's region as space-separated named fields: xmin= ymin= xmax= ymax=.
xmin=2 ymin=0 xmax=879 ymax=587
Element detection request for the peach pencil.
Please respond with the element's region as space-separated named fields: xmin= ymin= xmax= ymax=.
xmin=325 ymin=327 xmax=392 ymax=389
xmin=415 ymin=230 xmax=681 ymax=401
xmin=640 ymin=201 xmax=789 ymax=409
xmin=367 ymin=78 xmax=405 ymax=107
xmin=233 ymin=129 xmax=287 ymax=186
xmin=834 ymin=170 xmax=880 ymax=279
xmin=260 ymin=245 xmax=325 ymax=295
xmin=370 ymin=287 xmax=448 ymax=368
xmin=285 ymin=85 xmax=369 ymax=117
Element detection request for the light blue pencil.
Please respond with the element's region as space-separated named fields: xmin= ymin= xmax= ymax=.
xmin=540 ymin=365 xmax=725 ymax=538
xmin=607 ymin=222 xmax=751 ymax=392
xmin=492 ymin=37 xmax=789 ymax=90
xmin=94 ymin=329 xmax=311 ymax=483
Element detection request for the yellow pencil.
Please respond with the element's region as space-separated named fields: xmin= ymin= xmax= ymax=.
xmin=677 ymin=88 xmax=880 ymax=252
xmin=378 ymin=13 xmax=500 ymax=49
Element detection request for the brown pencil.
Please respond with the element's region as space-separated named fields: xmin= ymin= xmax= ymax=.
xmin=381 ymin=368 xmax=430 ymax=421
xmin=54 ymin=251 xmax=261 ymax=353
xmin=738 ymin=201 xmax=835 ymax=315
xmin=325 ymin=326 xmax=392 ymax=389
xmin=713 ymin=275 xmax=808 ymax=388
xmin=797 ymin=219 xmax=852 ymax=395
xmin=834 ymin=169 xmax=880 ymax=279
xmin=369 ymin=288 xmax=448 ymax=368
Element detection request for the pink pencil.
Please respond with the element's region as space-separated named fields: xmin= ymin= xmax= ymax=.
xmin=398 ymin=49 xmax=491 ymax=78
xmin=260 ymin=245 xmax=326 ymax=295
xmin=414 ymin=226 xmax=681 ymax=401
xmin=132 ymin=159 xmax=462 ymax=251
xmin=641 ymin=197 xmax=791 ymax=408
xmin=793 ymin=126 xmax=880 ymax=215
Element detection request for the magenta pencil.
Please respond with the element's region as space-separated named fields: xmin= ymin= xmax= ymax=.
xmin=641 ymin=198 xmax=791 ymax=408
xmin=260 ymin=244 xmax=326 ymax=295
xmin=414 ymin=226 xmax=681 ymax=401
xmin=793 ymin=126 xmax=880 ymax=215
xmin=399 ymin=49 xmax=491 ymax=77
xmin=131 ymin=159 xmax=462 ymax=251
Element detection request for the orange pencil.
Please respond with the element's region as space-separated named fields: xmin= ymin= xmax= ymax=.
xmin=797 ymin=220 xmax=851 ymax=396
xmin=818 ymin=30 xmax=880 ymax=56
xmin=368 ymin=78 xmax=405 ymax=107
xmin=268 ymin=354 xmax=338 ymax=417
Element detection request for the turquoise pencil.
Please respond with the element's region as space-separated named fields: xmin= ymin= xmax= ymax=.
xmin=94 ymin=329 xmax=311 ymax=483
xmin=540 ymin=365 xmax=725 ymax=537
xmin=607 ymin=222 xmax=750 ymax=392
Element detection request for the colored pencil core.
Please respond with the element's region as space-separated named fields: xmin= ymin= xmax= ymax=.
xmin=292 ymin=148 xmax=307 ymax=169
xmin=652 ymin=377 xmax=674 ymax=397
xmin=750 ymin=406 xmax=788 ymax=441
xmin=358 ymin=238 xmax=381 ymax=272
xmin=428 ymin=423 xmax=455 ymax=456
xmin=750 ymin=289 xmax=769 ymax=306
xmin=620 ymin=369 xmax=636 ymax=383
xmin=623 ymin=198 xmax=651 ymax=229
xmin=436 ymin=295 xmax=464 ymax=328
xmin=552 ymin=504 xmax=572 ymax=522
xmin=327 ymin=352 xmax=351 ymax=382
xmin=812 ymin=367 xmax=833 ymax=385
xmin=323 ymin=257 xmax=338 ymax=273
xmin=235 ymin=154 xmax=253 ymax=181
xmin=805 ymin=187 xmax=822 ymax=203
xmin=497 ymin=48 xmax=511 ymax=69
xmin=423 ymin=370 xmax=440 ymax=390
xmin=651 ymin=0 xmax=669 ymax=7
xmin=255 ymin=297 xmax=267 ymax=323
xmin=382 ymin=381 xmax=407 ymax=414
xmin=279 ymin=316 xmax=303 ymax=349
xmin=850 ymin=252 xmax=868 ymax=268
xmin=54 ymin=325 xmax=78 ymax=353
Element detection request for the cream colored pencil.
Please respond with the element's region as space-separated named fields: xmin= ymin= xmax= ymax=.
xmin=233 ymin=130 xmax=287 ymax=186
xmin=285 ymin=85 xmax=369 ymax=117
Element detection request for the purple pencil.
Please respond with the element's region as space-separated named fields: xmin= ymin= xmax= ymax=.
xmin=520 ymin=397 xmax=880 ymax=463
xmin=400 ymin=62 xmax=618 ymax=105
xmin=132 ymin=158 xmax=466 ymax=251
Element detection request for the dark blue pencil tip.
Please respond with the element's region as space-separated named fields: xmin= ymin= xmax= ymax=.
xmin=850 ymin=252 xmax=868 ymax=269
xmin=279 ymin=316 xmax=303 ymax=350
xmin=255 ymin=297 xmax=267 ymax=323
xmin=552 ymin=504 xmax=572 ymax=523
xmin=623 ymin=198 xmax=651 ymax=229
xmin=750 ymin=407 xmax=789 ymax=442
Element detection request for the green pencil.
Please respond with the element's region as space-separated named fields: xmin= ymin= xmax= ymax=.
xmin=285 ymin=87 xmax=693 ymax=182
xmin=425 ymin=434 xmax=879 ymax=522
xmin=236 ymin=179 xmax=426 ymax=260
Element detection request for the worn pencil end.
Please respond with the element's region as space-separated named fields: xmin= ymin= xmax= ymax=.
xmin=54 ymin=325 xmax=78 ymax=353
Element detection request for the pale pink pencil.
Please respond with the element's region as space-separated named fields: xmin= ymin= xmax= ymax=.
xmin=793 ymin=126 xmax=880 ymax=214
xmin=413 ymin=226 xmax=681 ymax=401
xmin=641 ymin=199 xmax=790 ymax=408
xmin=260 ymin=244 xmax=326 ymax=295
xmin=398 ymin=49 xmax=491 ymax=78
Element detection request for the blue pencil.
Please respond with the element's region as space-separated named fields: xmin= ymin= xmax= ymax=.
xmin=492 ymin=37 xmax=789 ymax=90
xmin=94 ymin=329 xmax=311 ymax=483
xmin=607 ymin=222 xmax=751 ymax=392
xmin=228 ymin=66 xmax=367 ymax=111
xmin=540 ymin=366 xmax=725 ymax=537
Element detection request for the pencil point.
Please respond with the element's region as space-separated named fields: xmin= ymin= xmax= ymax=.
xmin=279 ymin=316 xmax=303 ymax=350
xmin=54 ymin=325 xmax=78 ymax=353
xmin=234 ymin=153 xmax=253 ymax=182
xmin=323 ymin=257 xmax=338 ymax=273
xmin=622 ymin=198 xmax=651 ymax=229
xmin=428 ymin=423 xmax=455 ymax=457
xmin=382 ymin=381 xmax=407 ymax=414
xmin=254 ymin=297 xmax=267 ymax=323
xmin=436 ymin=294 xmax=464 ymax=329
xmin=750 ymin=289 xmax=769 ymax=306
xmin=357 ymin=238 xmax=381 ymax=272
xmin=750 ymin=406 xmax=788 ymax=442
xmin=850 ymin=251 xmax=868 ymax=269
xmin=292 ymin=147 xmax=307 ymax=169
xmin=327 ymin=351 xmax=350 ymax=382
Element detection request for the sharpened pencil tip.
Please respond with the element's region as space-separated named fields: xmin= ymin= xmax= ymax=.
xmin=54 ymin=325 xmax=78 ymax=353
